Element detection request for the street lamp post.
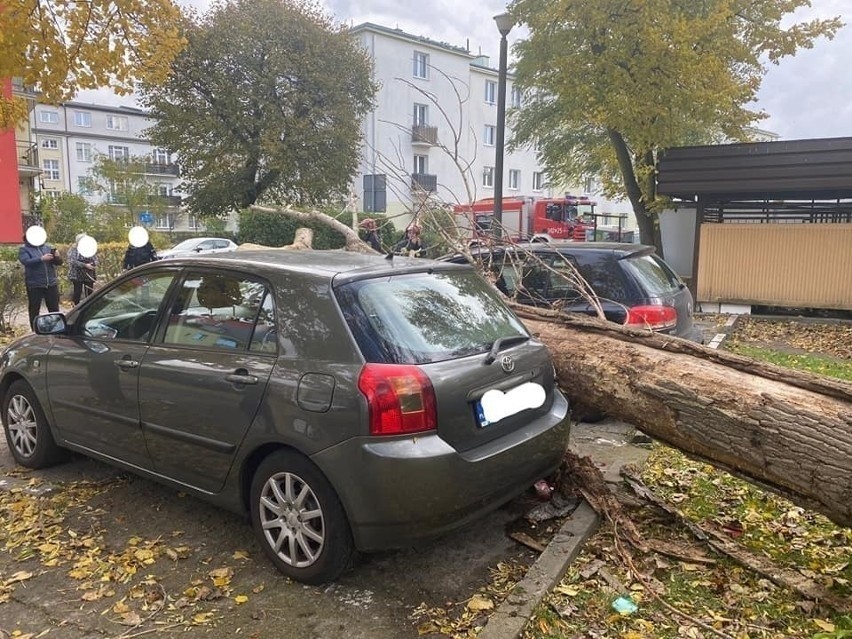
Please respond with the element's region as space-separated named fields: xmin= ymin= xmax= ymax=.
xmin=493 ymin=12 xmax=513 ymax=238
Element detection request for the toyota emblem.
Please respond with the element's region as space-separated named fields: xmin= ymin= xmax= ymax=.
xmin=500 ymin=355 xmax=515 ymax=373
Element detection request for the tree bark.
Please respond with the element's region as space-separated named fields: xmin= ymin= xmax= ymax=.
xmin=514 ymin=307 xmax=852 ymax=529
xmin=248 ymin=205 xmax=378 ymax=253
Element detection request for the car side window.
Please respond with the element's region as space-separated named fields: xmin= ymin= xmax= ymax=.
xmin=197 ymin=241 xmax=214 ymax=251
xmin=546 ymin=254 xmax=583 ymax=299
xmin=78 ymin=272 xmax=175 ymax=341
xmin=214 ymin=240 xmax=231 ymax=249
xmin=163 ymin=272 xmax=275 ymax=353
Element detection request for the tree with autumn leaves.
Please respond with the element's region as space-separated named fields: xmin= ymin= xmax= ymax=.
xmin=509 ymin=0 xmax=842 ymax=251
xmin=0 ymin=0 xmax=185 ymax=129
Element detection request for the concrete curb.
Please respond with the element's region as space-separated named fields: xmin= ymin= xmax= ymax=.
xmin=477 ymin=501 xmax=600 ymax=639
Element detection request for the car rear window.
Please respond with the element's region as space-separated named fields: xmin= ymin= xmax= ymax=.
xmin=622 ymin=254 xmax=683 ymax=296
xmin=336 ymin=271 xmax=528 ymax=364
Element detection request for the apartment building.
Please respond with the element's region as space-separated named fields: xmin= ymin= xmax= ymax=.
xmin=29 ymin=102 xmax=200 ymax=232
xmin=351 ymin=23 xmax=555 ymax=223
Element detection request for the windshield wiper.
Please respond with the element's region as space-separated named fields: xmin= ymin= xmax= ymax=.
xmin=484 ymin=335 xmax=530 ymax=365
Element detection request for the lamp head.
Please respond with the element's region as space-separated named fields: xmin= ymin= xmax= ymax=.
xmin=494 ymin=13 xmax=514 ymax=37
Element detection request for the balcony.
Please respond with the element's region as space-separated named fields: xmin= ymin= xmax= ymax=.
xmin=16 ymin=142 xmax=41 ymax=177
xmin=144 ymin=163 xmax=180 ymax=176
xmin=106 ymin=194 xmax=182 ymax=207
xmin=411 ymin=124 xmax=438 ymax=146
xmin=411 ymin=173 xmax=437 ymax=193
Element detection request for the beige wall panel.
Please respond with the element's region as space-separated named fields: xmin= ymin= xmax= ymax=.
xmin=697 ymin=224 xmax=852 ymax=309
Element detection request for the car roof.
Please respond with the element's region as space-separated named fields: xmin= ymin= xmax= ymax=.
xmin=138 ymin=249 xmax=471 ymax=282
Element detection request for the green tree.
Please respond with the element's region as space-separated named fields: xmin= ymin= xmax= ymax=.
xmin=41 ymin=193 xmax=90 ymax=243
xmin=0 ymin=0 xmax=184 ymax=129
xmin=139 ymin=0 xmax=377 ymax=218
xmin=509 ymin=0 xmax=842 ymax=251
xmin=85 ymin=155 xmax=175 ymax=235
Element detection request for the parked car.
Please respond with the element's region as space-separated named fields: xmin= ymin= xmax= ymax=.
xmin=0 ymin=251 xmax=570 ymax=584
xmin=444 ymin=242 xmax=703 ymax=343
xmin=156 ymin=237 xmax=237 ymax=260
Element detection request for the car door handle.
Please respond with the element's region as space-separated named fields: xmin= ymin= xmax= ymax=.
xmin=115 ymin=359 xmax=139 ymax=370
xmin=225 ymin=372 xmax=258 ymax=386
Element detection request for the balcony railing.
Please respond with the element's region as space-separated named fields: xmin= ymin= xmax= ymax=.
xmin=144 ymin=163 xmax=180 ymax=176
xmin=411 ymin=125 xmax=438 ymax=146
xmin=106 ymin=194 xmax=182 ymax=207
xmin=16 ymin=142 xmax=41 ymax=177
xmin=411 ymin=173 xmax=437 ymax=193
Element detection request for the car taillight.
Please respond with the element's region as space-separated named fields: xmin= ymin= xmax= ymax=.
xmin=625 ymin=305 xmax=678 ymax=331
xmin=358 ymin=364 xmax=437 ymax=436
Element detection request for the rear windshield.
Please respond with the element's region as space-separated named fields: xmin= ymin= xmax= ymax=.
xmin=336 ymin=271 xmax=528 ymax=364
xmin=623 ymin=254 xmax=683 ymax=296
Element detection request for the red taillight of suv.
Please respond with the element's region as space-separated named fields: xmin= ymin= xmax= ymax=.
xmin=625 ymin=305 xmax=678 ymax=331
xmin=358 ymin=364 xmax=438 ymax=436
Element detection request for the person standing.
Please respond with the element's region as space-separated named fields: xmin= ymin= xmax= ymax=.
xmin=67 ymin=233 xmax=98 ymax=305
xmin=123 ymin=240 xmax=157 ymax=270
xmin=18 ymin=230 xmax=63 ymax=329
xmin=359 ymin=218 xmax=383 ymax=252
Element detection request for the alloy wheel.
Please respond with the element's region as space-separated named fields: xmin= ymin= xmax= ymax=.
xmin=258 ymin=471 xmax=325 ymax=568
xmin=6 ymin=394 xmax=38 ymax=459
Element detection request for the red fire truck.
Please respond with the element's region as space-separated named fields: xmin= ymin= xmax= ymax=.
xmin=454 ymin=194 xmax=597 ymax=243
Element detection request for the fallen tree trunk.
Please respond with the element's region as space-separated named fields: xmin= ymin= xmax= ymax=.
xmin=516 ymin=307 xmax=852 ymax=529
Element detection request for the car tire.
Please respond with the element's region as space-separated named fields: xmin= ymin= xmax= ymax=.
xmin=250 ymin=450 xmax=353 ymax=585
xmin=2 ymin=380 xmax=64 ymax=468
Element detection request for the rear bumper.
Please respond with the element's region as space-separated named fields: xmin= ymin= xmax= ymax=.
xmin=311 ymin=390 xmax=570 ymax=551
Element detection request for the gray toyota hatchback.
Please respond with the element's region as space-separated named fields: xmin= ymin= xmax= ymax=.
xmin=0 ymin=251 xmax=569 ymax=584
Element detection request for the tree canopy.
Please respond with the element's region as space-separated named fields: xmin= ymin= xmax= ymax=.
xmin=0 ymin=0 xmax=184 ymax=129
xmin=508 ymin=0 xmax=842 ymax=250
xmin=139 ymin=0 xmax=377 ymax=217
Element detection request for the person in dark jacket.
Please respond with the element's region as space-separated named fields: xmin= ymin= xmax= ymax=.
xmin=123 ymin=241 xmax=157 ymax=270
xmin=359 ymin=218 xmax=382 ymax=252
xmin=394 ymin=224 xmax=426 ymax=256
xmin=18 ymin=234 xmax=62 ymax=329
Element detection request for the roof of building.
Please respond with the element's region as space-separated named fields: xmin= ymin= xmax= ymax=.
xmin=657 ymin=136 xmax=852 ymax=201
xmin=37 ymin=102 xmax=149 ymax=117
xmin=351 ymin=22 xmax=474 ymax=58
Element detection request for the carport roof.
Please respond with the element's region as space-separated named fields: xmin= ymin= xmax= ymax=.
xmin=657 ymin=136 xmax=852 ymax=201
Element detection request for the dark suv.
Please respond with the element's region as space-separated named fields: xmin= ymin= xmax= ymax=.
xmin=0 ymin=251 xmax=569 ymax=584
xmin=446 ymin=242 xmax=702 ymax=342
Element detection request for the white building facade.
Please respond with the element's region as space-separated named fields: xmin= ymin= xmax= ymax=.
xmin=29 ymin=102 xmax=200 ymax=232
xmin=351 ymin=23 xmax=556 ymax=223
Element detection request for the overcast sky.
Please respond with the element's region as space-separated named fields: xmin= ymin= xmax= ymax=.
xmin=78 ymin=0 xmax=851 ymax=141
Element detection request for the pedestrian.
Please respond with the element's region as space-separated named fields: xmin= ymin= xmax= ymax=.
xmin=67 ymin=233 xmax=98 ymax=305
xmin=394 ymin=224 xmax=426 ymax=257
xmin=360 ymin=218 xmax=382 ymax=252
xmin=123 ymin=227 xmax=158 ymax=270
xmin=18 ymin=226 xmax=63 ymax=329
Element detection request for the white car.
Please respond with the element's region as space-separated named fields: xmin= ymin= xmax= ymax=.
xmin=157 ymin=237 xmax=237 ymax=260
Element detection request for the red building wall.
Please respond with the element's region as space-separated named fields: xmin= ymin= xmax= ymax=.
xmin=0 ymin=78 xmax=23 ymax=244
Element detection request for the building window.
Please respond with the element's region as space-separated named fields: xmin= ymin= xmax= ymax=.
xmin=74 ymin=111 xmax=92 ymax=127
xmin=77 ymin=177 xmax=94 ymax=195
xmin=155 ymin=214 xmax=173 ymax=230
xmin=76 ymin=142 xmax=92 ymax=162
xmin=363 ymin=174 xmax=387 ymax=212
xmin=511 ymin=86 xmax=523 ymax=108
xmin=482 ymin=166 xmax=494 ymax=188
xmin=485 ymin=80 xmax=496 ymax=104
xmin=106 ymin=115 xmax=128 ymax=131
xmin=532 ymin=171 xmax=545 ymax=191
xmin=156 ymin=184 xmax=172 ymax=197
xmin=413 ymin=103 xmax=428 ymax=126
xmin=108 ymin=145 xmax=130 ymax=161
xmin=40 ymin=138 xmax=58 ymax=149
xmin=152 ymin=148 xmax=170 ymax=165
xmin=413 ymin=51 xmax=429 ymax=79
xmin=508 ymin=169 xmax=520 ymax=190
xmin=43 ymin=159 xmax=60 ymax=181
xmin=188 ymin=214 xmax=202 ymax=231
xmin=584 ymin=177 xmax=595 ymax=194
xmin=39 ymin=110 xmax=59 ymax=124
xmin=41 ymin=190 xmax=60 ymax=201
xmin=484 ymin=125 xmax=496 ymax=146
xmin=413 ymin=154 xmax=428 ymax=175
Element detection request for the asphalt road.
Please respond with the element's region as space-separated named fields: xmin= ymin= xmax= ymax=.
xmin=0 ymin=435 xmax=542 ymax=639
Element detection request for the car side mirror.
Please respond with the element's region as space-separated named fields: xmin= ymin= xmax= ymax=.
xmin=195 ymin=247 xmax=204 ymax=252
xmin=34 ymin=312 xmax=68 ymax=335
